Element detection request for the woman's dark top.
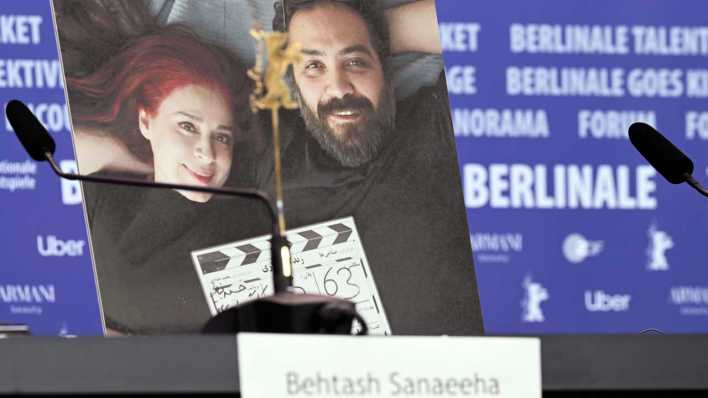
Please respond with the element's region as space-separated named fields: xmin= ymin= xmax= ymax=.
xmin=82 ymin=177 xmax=271 ymax=334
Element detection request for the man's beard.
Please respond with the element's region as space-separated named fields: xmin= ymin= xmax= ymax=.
xmin=296 ymin=86 xmax=395 ymax=168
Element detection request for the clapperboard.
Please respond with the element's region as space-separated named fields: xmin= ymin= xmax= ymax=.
xmin=191 ymin=217 xmax=391 ymax=335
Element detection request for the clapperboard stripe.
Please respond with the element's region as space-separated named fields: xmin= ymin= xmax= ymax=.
xmin=336 ymin=257 xmax=352 ymax=262
xmin=232 ymin=239 xmax=271 ymax=268
xmin=197 ymin=241 xmax=269 ymax=275
xmin=290 ymin=222 xmax=354 ymax=253
xmin=235 ymin=244 xmax=262 ymax=265
xmin=197 ymin=251 xmax=231 ymax=274
xmin=328 ymin=223 xmax=352 ymax=244
xmin=305 ymin=264 xmax=323 ymax=269
xmin=297 ymin=230 xmax=323 ymax=251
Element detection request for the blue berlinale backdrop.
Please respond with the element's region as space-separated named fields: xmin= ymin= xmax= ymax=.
xmin=2 ymin=0 xmax=708 ymax=335
xmin=438 ymin=0 xmax=708 ymax=333
xmin=0 ymin=0 xmax=102 ymax=336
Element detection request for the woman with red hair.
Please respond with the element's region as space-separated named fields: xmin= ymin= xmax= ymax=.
xmin=64 ymin=24 xmax=270 ymax=334
xmin=69 ymin=24 xmax=252 ymax=201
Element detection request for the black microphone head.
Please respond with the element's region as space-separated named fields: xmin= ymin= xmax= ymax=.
xmin=628 ymin=122 xmax=694 ymax=184
xmin=5 ymin=99 xmax=56 ymax=161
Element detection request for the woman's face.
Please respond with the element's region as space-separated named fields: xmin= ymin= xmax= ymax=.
xmin=139 ymin=84 xmax=234 ymax=202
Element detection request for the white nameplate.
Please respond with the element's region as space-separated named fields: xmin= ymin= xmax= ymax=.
xmin=238 ymin=334 xmax=542 ymax=398
xmin=192 ymin=217 xmax=391 ymax=335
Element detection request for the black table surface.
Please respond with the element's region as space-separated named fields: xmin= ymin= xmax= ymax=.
xmin=1 ymin=335 xmax=707 ymax=395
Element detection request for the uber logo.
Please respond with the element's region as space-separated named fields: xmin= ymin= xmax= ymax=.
xmin=585 ymin=290 xmax=631 ymax=312
xmin=37 ymin=235 xmax=85 ymax=257
xmin=59 ymin=160 xmax=82 ymax=205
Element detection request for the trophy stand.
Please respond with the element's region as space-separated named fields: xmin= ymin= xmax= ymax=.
xmin=202 ymin=30 xmax=367 ymax=335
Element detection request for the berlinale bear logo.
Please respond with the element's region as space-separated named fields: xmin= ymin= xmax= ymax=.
xmin=522 ymin=276 xmax=549 ymax=322
xmin=647 ymin=223 xmax=673 ymax=271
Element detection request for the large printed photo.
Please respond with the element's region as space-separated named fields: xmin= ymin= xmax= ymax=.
xmin=52 ymin=0 xmax=482 ymax=335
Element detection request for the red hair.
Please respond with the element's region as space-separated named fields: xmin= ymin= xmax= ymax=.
xmin=68 ymin=25 xmax=248 ymax=162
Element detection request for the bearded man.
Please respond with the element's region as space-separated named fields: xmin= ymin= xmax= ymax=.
xmin=264 ymin=0 xmax=484 ymax=335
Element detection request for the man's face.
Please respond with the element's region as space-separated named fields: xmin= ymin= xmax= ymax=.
xmin=289 ymin=2 xmax=394 ymax=167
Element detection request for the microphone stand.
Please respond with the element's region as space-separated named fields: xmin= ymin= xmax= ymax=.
xmin=629 ymin=123 xmax=708 ymax=200
xmin=683 ymin=173 xmax=708 ymax=198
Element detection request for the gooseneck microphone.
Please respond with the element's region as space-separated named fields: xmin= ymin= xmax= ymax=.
xmin=628 ymin=122 xmax=708 ymax=198
xmin=5 ymin=99 xmax=366 ymax=335
xmin=6 ymin=100 xmax=56 ymax=162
